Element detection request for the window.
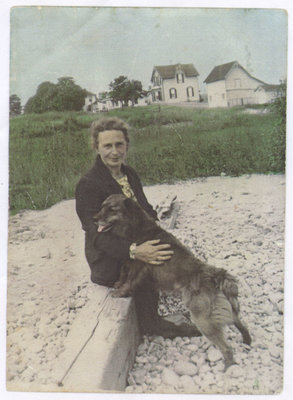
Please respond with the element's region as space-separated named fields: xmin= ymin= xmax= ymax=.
xmin=234 ymin=79 xmax=241 ymax=88
xmin=154 ymin=76 xmax=161 ymax=86
xmin=169 ymin=88 xmax=177 ymax=99
xmin=187 ymin=87 xmax=194 ymax=97
xmin=222 ymin=93 xmax=225 ymax=99
xmin=176 ymin=73 xmax=184 ymax=83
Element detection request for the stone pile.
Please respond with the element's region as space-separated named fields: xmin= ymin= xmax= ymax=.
xmin=126 ymin=175 xmax=284 ymax=394
xmin=6 ymin=175 xmax=285 ymax=394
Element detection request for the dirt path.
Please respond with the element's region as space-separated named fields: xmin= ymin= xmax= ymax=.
xmin=6 ymin=174 xmax=285 ymax=393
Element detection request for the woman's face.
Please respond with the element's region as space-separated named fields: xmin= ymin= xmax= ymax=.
xmin=97 ymin=130 xmax=128 ymax=174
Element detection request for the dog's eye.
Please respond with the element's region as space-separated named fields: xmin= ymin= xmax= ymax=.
xmin=108 ymin=206 xmax=119 ymax=213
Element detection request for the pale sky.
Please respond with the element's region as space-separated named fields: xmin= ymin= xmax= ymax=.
xmin=10 ymin=6 xmax=287 ymax=105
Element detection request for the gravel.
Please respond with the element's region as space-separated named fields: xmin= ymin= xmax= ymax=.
xmin=6 ymin=174 xmax=285 ymax=394
xmin=126 ymin=175 xmax=284 ymax=394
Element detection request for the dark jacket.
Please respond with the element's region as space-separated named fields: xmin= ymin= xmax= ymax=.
xmin=75 ymin=155 xmax=157 ymax=286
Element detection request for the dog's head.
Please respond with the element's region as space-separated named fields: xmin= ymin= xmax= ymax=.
xmin=94 ymin=194 xmax=152 ymax=239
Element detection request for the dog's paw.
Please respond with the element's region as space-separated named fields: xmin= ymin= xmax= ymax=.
xmin=224 ymin=359 xmax=237 ymax=372
xmin=111 ymin=289 xmax=131 ymax=298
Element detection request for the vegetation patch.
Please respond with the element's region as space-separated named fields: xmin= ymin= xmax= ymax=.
xmin=9 ymin=103 xmax=285 ymax=213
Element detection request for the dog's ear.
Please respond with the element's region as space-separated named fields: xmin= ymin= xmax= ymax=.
xmin=123 ymin=197 xmax=137 ymax=212
xmin=123 ymin=197 xmax=144 ymax=222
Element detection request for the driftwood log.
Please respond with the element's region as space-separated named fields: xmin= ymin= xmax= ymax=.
xmin=155 ymin=195 xmax=180 ymax=229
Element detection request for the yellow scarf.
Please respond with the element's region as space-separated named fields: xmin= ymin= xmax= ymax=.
xmin=115 ymin=175 xmax=137 ymax=201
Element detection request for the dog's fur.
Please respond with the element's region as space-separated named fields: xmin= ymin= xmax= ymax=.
xmin=95 ymin=194 xmax=251 ymax=370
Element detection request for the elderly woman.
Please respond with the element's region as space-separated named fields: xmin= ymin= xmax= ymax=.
xmin=75 ymin=117 xmax=200 ymax=338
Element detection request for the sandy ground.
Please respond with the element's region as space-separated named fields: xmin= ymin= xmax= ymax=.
xmin=6 ymin=174 xmax=285 ymax=394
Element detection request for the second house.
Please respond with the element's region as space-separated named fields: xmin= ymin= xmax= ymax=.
xmin=150 ymin=63 xmax=200 ymax=103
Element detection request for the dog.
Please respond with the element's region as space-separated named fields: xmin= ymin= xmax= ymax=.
xmin=95 ymin=194 xmax=251 ymax=370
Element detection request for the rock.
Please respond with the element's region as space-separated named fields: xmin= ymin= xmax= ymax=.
xmin=125 ymin=385 xmax=143 ymax=393
xmin=179 ymin=374 xmax=195 ymax=389
xmin=269 ymin=346 xmax=281 ymax=359
xmin=136 ymin=356 xmax=148 ymax=364
xmin=199 ymin=363 xmax=212 ymax=374
xmin=186 ymin=344 xmax=198 ymax=352
xmin=174 ymin=361 xmax=198 ymax=376
xmin=226 ymin=364 xmax=243 ymax=378
xmin=202 ymin=372 xmax=215 ymax=385
xmin=191 ymin=354 xmax=206 ymax=367
xmin=127 ymin=373 xmax=136 ymax=386
xmin=150 ymin=377 xmax=162 ymax=387
xmin=161 ymin=368 xmax=179 ymax=387
xmin=165 ymin=359 xmax=174 ymax=367
xmin=147 ymin=355 xmax=158 ymax=363
xmin=260 ymin=350 xmax=272 ymax=366
xmin=207 ymin=347 xmax=222 ymax=363
xmin=132 ymin=369 xmax=146 ymax=385
xmin=30 ymin=339 xmax=44 ymax=354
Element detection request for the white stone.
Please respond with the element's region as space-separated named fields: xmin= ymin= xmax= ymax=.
xmin=161 ymin=368 xmax=179 ymax=387
xmin=147 ymin=355 xmax=158 ymax=363
xmin=207 ymin=347 xmax=222 ymax=363
xmin=179 ymin=374 xmax=196 ymax=390
xmin=150 ymin=377 xmax=162 ymax=387
xmin=30 ymin=339 xmax=45 ymax=354
xmin=136 ymin=356 xmax=148 ymax=364
xmin=226 ymin=364 xmax=243 ymax=378
xmin=269 ymin=346 xmax=281 ymax=359
xmin=174 ymin=361 xmax=198 ymax=376
xmin=199 ymin=363 xmax=212 ymax=374
xmin=202 ymin=372 xmax=216 ymax=385
xmin=186 ymin=344 xmax=198 ymax=352
xmin=132 ymin=369 xmax=146 ymax=385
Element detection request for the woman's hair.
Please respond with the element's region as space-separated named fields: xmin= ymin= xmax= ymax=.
xmin=90 ymin=117 xmax=130 ymax=150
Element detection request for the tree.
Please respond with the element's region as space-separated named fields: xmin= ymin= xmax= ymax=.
xmin=55 ymin=77 xmax=87 ymax=111
xmin=9 ymin=94 xmax=22 ymax=116
xmin=108 ymin=76 xmax=145 ymax=106
xmin=109 ymin=75 xmax=129 ymax=105
xmin=24 ymin=77 xmax=87 ymax=113
xmin=98 ymin=91 xmax=109 ymax=101
xmin=125 ymin=79 xmax=145 ymax=106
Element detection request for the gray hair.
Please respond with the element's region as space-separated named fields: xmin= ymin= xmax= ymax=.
xmin=90 ymin=117 xmax=130 ymax=150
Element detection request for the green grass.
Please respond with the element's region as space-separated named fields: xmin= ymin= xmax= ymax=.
xmin=9 ymin=105 xmax=285 ymax=213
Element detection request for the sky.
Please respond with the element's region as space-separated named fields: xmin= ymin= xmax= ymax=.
xmin=10 ymin=6 xmax=288 ymax=106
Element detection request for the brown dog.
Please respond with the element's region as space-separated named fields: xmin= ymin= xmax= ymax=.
xmin=95 ymin=194 xmax=251 ymax=370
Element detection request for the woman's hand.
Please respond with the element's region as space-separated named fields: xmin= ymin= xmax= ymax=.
xmin=134 ymin=239 xmax=174 ymax=265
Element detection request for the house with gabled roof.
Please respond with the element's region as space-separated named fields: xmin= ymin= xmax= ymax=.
xmin=150 ymin=63 xmax=200 ymax=103
xmin=204 ymin=61 xmax=281 ymax=107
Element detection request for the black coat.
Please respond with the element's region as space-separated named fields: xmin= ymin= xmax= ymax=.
xmin=75 ymin=155 xmax=157 ymax=286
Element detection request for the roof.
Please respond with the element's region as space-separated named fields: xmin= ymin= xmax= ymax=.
xmin=256 ymin=83 xmax=282 ymax=92
xmin=151 ymin=63 xmax=199 ymax=81
xmin=85 ymin=91 xmax=97 ymax=97
xmin=204 ymin=61 xmax=265 ymax=85
xmin=204 ymin=61 xmax=237 ymax=83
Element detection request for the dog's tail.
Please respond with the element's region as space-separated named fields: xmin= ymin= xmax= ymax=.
xmin=216 ymin=269 xmax=240 ymax=314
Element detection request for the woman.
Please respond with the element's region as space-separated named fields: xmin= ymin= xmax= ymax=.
xmin=75 ymin=117 xmax=200 ymax=338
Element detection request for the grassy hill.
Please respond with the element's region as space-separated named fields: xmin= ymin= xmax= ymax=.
xmin=9 ymin=104 xmax=285 ymax=214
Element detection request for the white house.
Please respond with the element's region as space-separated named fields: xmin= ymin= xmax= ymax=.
xmin=84 ymin=93 xmax=99 ymax=112
xmin=150 ymin=63 xmax=200 ymax=103
xmin=204 ymin=61 xmax=281 ymax=108
xmin=254 ymin=83 xmax=282 ymax=104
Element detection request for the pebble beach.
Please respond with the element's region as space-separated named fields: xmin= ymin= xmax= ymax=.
xmin=6 ymin=174 xmax=285 ymax=394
